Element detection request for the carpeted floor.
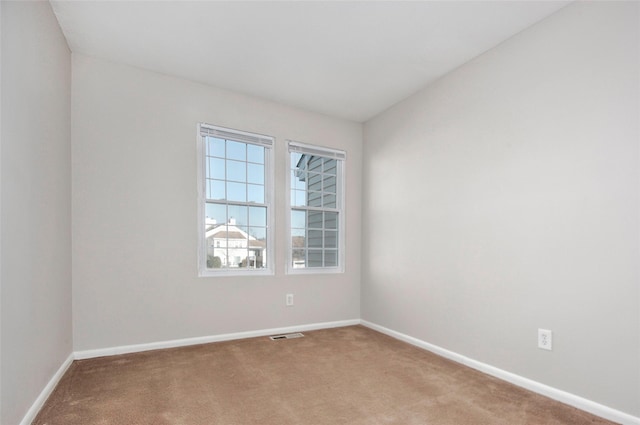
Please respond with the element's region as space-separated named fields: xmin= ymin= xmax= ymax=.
xmin=33 ymin=326 xmax=617 ymax=425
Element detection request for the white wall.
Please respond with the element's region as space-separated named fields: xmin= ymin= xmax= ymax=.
xmin=0 ymin=2 xmax=72 ymax=424
xmin=363 ymin=0 xmax=639 ymax=417
xmin=71 ymin=54 xmax=362 ymax=352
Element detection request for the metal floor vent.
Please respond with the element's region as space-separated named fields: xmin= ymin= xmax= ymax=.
xmin=269 ymin=332 xmax=304 ymax=340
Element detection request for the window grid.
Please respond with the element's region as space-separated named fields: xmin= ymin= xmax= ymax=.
xmin=291 ymin=210 xmax=339 ymax=268
xmin=199 ymin=124 xmax=273 ymax=275
xmin=289 ymin=142 xmax=345 ymax=271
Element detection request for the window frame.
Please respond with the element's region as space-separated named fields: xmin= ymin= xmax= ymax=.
xmin=286 ymin=140 xmax=346 ymax=274
xmin=197 ymin=123 xmax=275 ymax=277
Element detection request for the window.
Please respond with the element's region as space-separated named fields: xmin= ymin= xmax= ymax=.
xmin=198 ymin=124 xmax=274 ymax=275
xmin=288 ymin=141 xmax=346 ymax=273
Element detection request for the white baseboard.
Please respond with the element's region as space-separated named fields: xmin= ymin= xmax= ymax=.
xmin=74 ymin=319 xmax=361 ymax=360
xmin=19 ymin=353 xmax=74 ymax=425
xmin=25 ymin=320 xmax=638 ymax=425
xmin=361 ymin=320 xmax=639 ymax=425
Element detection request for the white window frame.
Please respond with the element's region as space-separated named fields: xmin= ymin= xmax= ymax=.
xmin=286 ymin=140 xmax=346 ymax=274
xmin=197 ymin=123 xmax=275 ymax=277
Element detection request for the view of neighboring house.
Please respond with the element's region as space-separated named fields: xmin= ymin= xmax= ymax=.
xmin=290 ymin=153 xmax=340 ymax=269
xmin=205 ymin=218 xmax=266 ymax=268
xmin=292 ymin=235 xmax=306 ymax=268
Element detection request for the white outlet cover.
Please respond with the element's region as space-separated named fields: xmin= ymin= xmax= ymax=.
xmin=538 ymin=329 xmax=552 ymax=350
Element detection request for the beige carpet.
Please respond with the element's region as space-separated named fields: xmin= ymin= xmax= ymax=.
xmin=33 ymin=326 xmax=617 ymax=425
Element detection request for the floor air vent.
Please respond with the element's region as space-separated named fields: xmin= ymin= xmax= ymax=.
xmin=269 ymin=332 xmax=304 ymax=340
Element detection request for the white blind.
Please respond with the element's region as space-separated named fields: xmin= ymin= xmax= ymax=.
xmin=200 ymin=123 xmax=273 ymax=147
xmin=288 ymin=140 xmax=346 ymax=160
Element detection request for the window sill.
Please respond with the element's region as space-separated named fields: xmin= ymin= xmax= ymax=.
xmin=199 ymin=268 xmax=274 ymax=278
xmin=285 ymin=266 xmax=344 ymax=275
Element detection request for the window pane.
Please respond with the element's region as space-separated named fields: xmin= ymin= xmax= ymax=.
xmin=227 ymin=230 xmax=247 ymax=248
xmin=324 ymin=250 xmax=337 ymax=267
xmin=227 ymin=160 xmax=246 ymax=182
xmin=291 ymin=210 xmax=306 ymax=229
xmin=230 ymin=250 xmax=248 ymax=268
xmin=323 ymin=193 xmax=337 ymax=208
xmin=248 ymin=184 xmax=264 ymax=203
xmin=207 ymin=247 xmax=225 ymax=269
xmin=291 ymin=170 xmax=306 ymax=190
xmin=308 ymin=191 xmax=322 ymax=207
xmin=323 ymin=175 xmax=337 ymax=193
xmin=291 ymin=189 xmax=306 ymax=207
xmin=236 ymin=225 xmax=249 ymax=237
xmin=308 ymin=230 xmax=323 ymax=248
xmin=246 ymin=249 xmax=264 ymax=269
xmin=292 ymin=153 xmax=305 ymax=168
xmin=324 ymin=212 xmax=337 ymax=229
xmin=208 ymin=137 xmax=225 ymax=158
xmin=227 ymin=182 xmax=246 ymax=202
xmin=236 ymin=256 xmax=248 ymax=269
xmin=249 ymin=206 xmax=266 ymax=227
xmin=308 ymin=250 xmax=323 ymax=267
xmin=292 ymin=248 xmax=305 ymax=268
xmin=228 ymin=205 xmax=248 ymax=226
xmin=205 ymin=202 xmax=226 ymax=226
xmin=247 ymin=163 xmax=264 ymax=184
xmin=208 ymin=157 xmax=225 ymax=180
xmin=324 ymin=230 xmax=337 ymax=249
xmin=211 ymin=180 xmax=225 ymax=200
xmin=227 ymin=140 xmax=246 ymax=161
xmin=308 ymin=211 xmax=323 ymax=229
xmin=248 ymin=226 xmax=266 ymax=241
xmin=308 ymin=157 xmax=323 ymax=173
xmin=247 ymin=144 xmax=264 ymax=164
xmin=307 ymin=173 xmax=322 ymax=191
xmin=323 ymin=158 xmax=337 ymax=175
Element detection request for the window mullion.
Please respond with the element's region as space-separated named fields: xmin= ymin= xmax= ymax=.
xmin=293 ymin=206 xmax=339 ymax=213
xmin=206 ymin=199 xmax=267 ymax=208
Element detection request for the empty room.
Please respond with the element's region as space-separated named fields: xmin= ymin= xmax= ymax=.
xmin=1 ymin=0 xmax=638 ymax=424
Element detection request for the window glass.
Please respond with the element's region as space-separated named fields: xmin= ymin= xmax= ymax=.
xmin=200 ymin=126 xmax=272 ymax=274
xmin=288 ymin=143 xmax=344 ymax=271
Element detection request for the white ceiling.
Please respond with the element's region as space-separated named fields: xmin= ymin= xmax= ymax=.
xmin=50 ymin=0 xmax=570 ymax=122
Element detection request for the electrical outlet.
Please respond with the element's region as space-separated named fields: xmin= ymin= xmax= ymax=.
xmin=286 ymin=293 xmax=294 ymax=306
xmin=538 ymin=329 xmax=552 ymax=350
